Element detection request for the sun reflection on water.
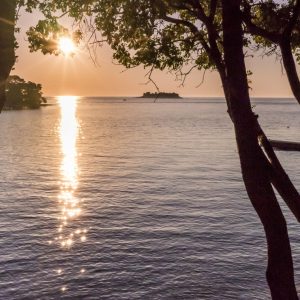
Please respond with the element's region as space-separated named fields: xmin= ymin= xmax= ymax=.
xmin=60 ymin=96 xmax=78 ymax=190
xmin=55 ymin=96 xmax=87 ymax=248
xmin=48 ymin=96 xmax=88 ymax=292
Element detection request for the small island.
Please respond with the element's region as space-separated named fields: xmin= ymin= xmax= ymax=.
xmin=4 ymin=75 xmax=47 ymax=110
xmin=140 ymin=92 xmax=182 ymax=98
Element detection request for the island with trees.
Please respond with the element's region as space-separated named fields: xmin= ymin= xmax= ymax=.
xmin=4 ymin=75 xmax=46 ymax=110
xmin=140 ymin=92 xmax=182 ymax=99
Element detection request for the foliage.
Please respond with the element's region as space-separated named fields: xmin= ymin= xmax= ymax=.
xmin=21 ymin=0 xmax=220 ymax=73
xmin=26 ymin=18 xmax=82 ymax=55
xmin=19 ymin=1 xmax=300 ymax=75
xmin=242 ymin=0 xmax=300 ymax=53
xmin=5 ymin=75 xmax=46 ymax=109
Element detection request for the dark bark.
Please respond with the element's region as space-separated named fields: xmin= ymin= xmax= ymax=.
xmin=0 ymin=0 xmax=17 ymax=112
xmin=221 ymin=0 xmax=298 ymax=298
xmin=240 ymin=0 xmax=300 ymax=220
xmin=259 ymin=133 xmax=300 ymax=222
xmin=280 ymin=39 xmax=300 ymax=105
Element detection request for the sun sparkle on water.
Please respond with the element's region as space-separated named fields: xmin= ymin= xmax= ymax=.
xmin=56 ymin=96 xmax=86 ymax=248
xmin=48 ymin=96 xmax=88 ymax=289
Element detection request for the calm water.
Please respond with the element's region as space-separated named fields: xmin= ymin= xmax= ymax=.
xmin=0 ymin=97 xmax=300 ymax=299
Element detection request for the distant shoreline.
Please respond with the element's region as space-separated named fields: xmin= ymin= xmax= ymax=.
xmin=41 ymin=103 xmax=55 ymax=107
xmin=44 ymin=96 xmax=295 ymax=100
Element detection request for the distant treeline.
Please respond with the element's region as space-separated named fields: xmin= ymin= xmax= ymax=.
xmin=4 ymin=75 xmax=47 ymax=110
xmin=141 ymin=92 xmax=181 ymax=98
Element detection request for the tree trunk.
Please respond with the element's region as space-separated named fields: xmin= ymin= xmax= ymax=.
xmin=221 ymin=0 xmax=298 ymax=298
xmin=280 ymin=39 xmax=300 ymax=105
xmin=258 ymin=132 xmax=300 ymax=222
xmin=0 ymin=0 xmax=16 ymax=112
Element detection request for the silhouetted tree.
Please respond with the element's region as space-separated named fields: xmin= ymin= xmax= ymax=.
xmin=0 ymin=1 xmax=17 ymax=111
xmin=5 ymin=75 xmax=46 ymax=109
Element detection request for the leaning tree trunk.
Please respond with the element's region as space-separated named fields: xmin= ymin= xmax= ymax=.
xmin=0 ymin=0 xmax=17 ymax=112
xmin=279 ymin=0 xmax=300 ymax=105
xmin=221 ymin=0 xmax=298 ymax=298
xmin=280 ymin=38 xmax=300 ymax=105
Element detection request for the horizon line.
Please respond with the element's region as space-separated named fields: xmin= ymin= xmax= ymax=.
xmin=45 ymin=95 xmax=296 ymax=99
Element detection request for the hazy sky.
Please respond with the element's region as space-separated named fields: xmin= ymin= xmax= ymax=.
xmin=12 ymin=11 xmax=299 ymax=97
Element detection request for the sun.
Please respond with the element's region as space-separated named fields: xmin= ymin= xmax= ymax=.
xmin=58 ymin=37 xmax=76 ymax=56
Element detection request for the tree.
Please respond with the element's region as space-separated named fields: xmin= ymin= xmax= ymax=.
xmin=221 ymin=2 xmax=298 ymax=298
xmin=1 ymin=0 xmax=300 ymax=298
xmin=5 ymin=75 xmax=46 ymax=109
xmin=0 ymin=1 xmax=17 ymax=112
xmin=241 ymin=0 xmax=300 ymax=104
xmin=0 ymin=1 xmax=78 ymax=112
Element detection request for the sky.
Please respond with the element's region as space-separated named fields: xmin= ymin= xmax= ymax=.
xmin=12 ymin=11 xmax=300 ymax=98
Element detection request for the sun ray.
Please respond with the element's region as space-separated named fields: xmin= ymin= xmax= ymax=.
xmin=59 ymin=37 xmax=76 ymax=56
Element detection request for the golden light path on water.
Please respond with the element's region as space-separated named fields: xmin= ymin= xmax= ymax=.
xmin=48 ymin=96 xmax=87 ymax=293
xmin=46 ymin=96 xmax=89 ymax=293
xmin=54 ymin=96 xmax=87 ymax=250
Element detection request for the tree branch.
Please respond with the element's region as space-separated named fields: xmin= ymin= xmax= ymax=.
xmin=161 ymin=14 xmax=199 ymax=34
xmin=209 ymin=0 xmax=218 ymax=21
xmin=279 ymin=40 xmax=300 ymax=104
xmin=241 ymin=1 xmax=279 ymax=43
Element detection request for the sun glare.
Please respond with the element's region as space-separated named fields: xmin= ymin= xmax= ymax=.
xmin=55 ymin=96 xmax=85 ymax=249
xmin=59 ymin=37 xmax=76 ymax=56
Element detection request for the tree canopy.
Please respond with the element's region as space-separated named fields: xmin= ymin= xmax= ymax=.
xmin=22 ymin=1 xmax=300 ymax=101
xmin=5 ymin=75 xmax=46 ymax=109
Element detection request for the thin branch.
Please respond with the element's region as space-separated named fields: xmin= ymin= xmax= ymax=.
xmin=138 ymin=66 xmax=160 ymax=102
xmin=176 ymin=64 xmax=198 ymax=87
xmin=196 ymin=69 xmax=207 ymax=88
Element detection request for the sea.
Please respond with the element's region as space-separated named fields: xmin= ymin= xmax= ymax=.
xmin=0 ymin=97 xmax=300 ymax=299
